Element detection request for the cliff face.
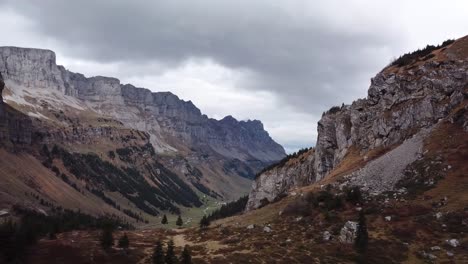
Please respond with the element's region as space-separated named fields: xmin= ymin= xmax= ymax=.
xmin=0 ymin=46 xmax=285 ymax=172
xmin=246 ymin=149 xmax=315 ymax=209
xmin=247 ymin=37 xmax=468 ymax=210
xmin=0 ymin=72 xmax=32 ymax=145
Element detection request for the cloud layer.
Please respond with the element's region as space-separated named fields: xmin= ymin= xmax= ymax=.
xmin=1 ymin=0 xmax=467 ymax=152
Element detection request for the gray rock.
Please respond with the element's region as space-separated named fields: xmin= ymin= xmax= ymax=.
xmin=247 ymin=55 xmax=468 ymax=210
xmin=339 ymin=221 xmax=358 ymax=244
xmin=446 ymin=239 xmax=460 ymax=248
xmin=0 ymin=72 xmax=4 ymax=103
xmin=323 ymin=231 xmax=332 ymax=241
xmin=263 ymin=226 xmax=272 ymax=233
xmin=246 ymin=224 xmax=255 ymax=230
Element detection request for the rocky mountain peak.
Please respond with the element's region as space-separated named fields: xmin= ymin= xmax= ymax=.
xmin=247 ymin=36 xmax=468 ymax=210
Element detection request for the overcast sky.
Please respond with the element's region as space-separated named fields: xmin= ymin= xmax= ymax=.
xmin=1 ymin=0 xmax=467 ymax=153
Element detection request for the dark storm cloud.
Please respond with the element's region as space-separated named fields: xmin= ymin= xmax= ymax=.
xmin=0 ymin=0 xmax=405 ymax=114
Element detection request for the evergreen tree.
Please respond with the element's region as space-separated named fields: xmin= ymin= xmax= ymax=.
xmin=118 ymin=233 xmax=130 ymax=250
xmin=205 ymin=196 xmax=248 ymax=223
xmin=355 ymin=211 xmax=368 ymax=254
xmin=176 ymin=215 xmax=183 ymax=227
xmin=199 ymin=215 xmax=210 ymax=229
xmin=165 ymin=239 xmax=177 ymax=264
xmin=161 ymin=214 xmax=168 ymax=225
xmin=152 ymin=241 xmax=164 ymax=264
xmin=180 ymin=245 xmax=192 ymax=264
xmin=100 ymin=226 xmax=114 ymax=251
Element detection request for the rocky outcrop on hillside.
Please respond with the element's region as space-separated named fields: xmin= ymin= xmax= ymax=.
xmin=0 ymin=72 xmax=4 ymax=103
xmin=0 ymin=72 xmax=32 ymax=145
xmin=246 ymin=149 xmax=315 ymax=209
xmin=0 ymin=46 xmax=285 ymax=174
xmin=247 ymin=39 xmax=468 ymax=210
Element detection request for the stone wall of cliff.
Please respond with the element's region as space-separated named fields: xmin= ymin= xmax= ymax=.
xmin=0 ymin=72 xmax=32 ymax=145
xmin=247 ymin=39 xmax=468 ymax=210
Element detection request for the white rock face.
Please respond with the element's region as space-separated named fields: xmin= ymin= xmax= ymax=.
xmin=246 ymin=149 xmax=315 ymax=210
xmin=339 ymin=221 xmax=358 ymax=244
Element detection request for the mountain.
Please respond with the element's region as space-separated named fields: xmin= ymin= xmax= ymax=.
xmin=13 ymin=36 xmax=468 ymax=263
xmin=2 ymin=35 xmax=468 ymax=263
xmin=0 ymin=47 xmax=285 ymax=222
xmin=247 ymin=36 xmax=468 ymax=210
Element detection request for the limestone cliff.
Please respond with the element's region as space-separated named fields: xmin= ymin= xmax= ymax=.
xmin=247 ymin=36 xmax=468 ymax=210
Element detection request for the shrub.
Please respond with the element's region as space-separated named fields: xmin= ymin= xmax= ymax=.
xmin=100 ymin=226 xmax=114 ymax=250
xmin=391 ymin=39 xmax=455 ymax=67
xmin=118 ymin=233 xmax=129 ymax=250
xmin=345 ymin=186 xmax=363 ymax=204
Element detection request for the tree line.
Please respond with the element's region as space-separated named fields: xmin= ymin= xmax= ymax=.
xmin=0 ymin=206 xmax=131 ymax=263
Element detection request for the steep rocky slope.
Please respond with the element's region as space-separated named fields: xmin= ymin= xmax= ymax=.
xmin=247 ymin=36 xmax=468 ymax=210
xmin=0 ymin=47 xmax=285 ymax=224
xmin=0 ymin=72 xmax=32 ymax=145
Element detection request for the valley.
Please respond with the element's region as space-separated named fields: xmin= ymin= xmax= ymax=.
xmin=1 ymin=21 xmax=468 ymax=264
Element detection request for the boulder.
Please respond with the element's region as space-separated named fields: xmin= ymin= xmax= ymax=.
xmin=339 ymin=221 xmax=358 ymax=243
xmin=446 ymin=239 xmax=460 ymax=248
xmin=323 ymin=231 xmax=332 ymax=241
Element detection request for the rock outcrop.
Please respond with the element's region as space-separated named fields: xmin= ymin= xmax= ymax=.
xmin=0 ymin=72 xmax=32 ymax=145
xmin=246 ymin=148 xmax=315 ymax=209
xmin=247 ymin=37 xmax=468 ymax=210
xmin=0 ymin=46 xmax=285 ymax=176
xmin=0 ymin=72 xmax=4 ymax=103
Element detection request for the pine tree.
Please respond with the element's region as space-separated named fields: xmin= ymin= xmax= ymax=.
xmin=152 ymin=241 xmax=164 ymax=264
xmin=165 ymin=239 xmax=177 ymax=264
xmin=100 ymin=227 xmax=114 ymax=250
xmin=180 ymin=245 xmax=192 ymax=264
xmin=355 ymin=210 xmax=368 ymax=254
xmin=199 ymin=215 xmax=210 ymax=229
xmin=118 ymin=233 xmax=130 ymax=250
xmin=176 ymin=215 xmax=183 ymax=227
xmin=161 ymin=214 xmax=168 ymax=225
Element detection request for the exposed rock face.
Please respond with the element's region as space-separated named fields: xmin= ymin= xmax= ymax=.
xmin=339 ymin=221 xmax=358 ymax=244
xmin=246 ymin=149 xmax=315 ymax=210
xmin=247 ymin=40 xmax=468 ymax=210
xmin=0 ymin=72 xmax=4 ymax=103
xmin=0 ymin=72 xmax=32 ymax=145
xmin=314 ymin=60 xmax=468 ymax=180
xmin=0 ymin=47 xmax=285 ymax=177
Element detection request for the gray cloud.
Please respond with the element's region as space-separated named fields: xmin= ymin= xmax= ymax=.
xmin=0 ymin=0 xmax=404 ymax=113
